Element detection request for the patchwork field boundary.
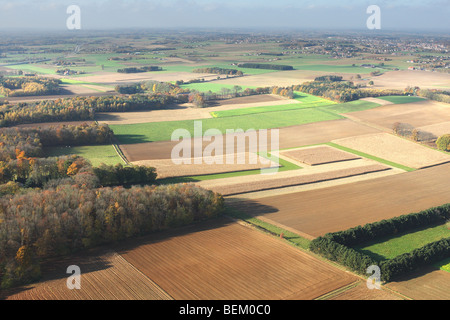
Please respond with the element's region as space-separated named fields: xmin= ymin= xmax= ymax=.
xmin=211 ymin=164 xmax=391 ymax=196
xmin=310 ymin=203 xmax=450 ymax=282
xmin=157 ymin=151 xmax=301 ymax=184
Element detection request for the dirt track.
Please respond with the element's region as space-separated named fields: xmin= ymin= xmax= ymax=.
xmin=231 ymin=163 xmax=450 ymax=238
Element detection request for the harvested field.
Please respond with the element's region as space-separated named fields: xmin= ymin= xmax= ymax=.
xmin=1 ymin=251 xmax=172 ymax=300
xmin=132 ymin=152 xmax=280 ymax=179
xmin=322 ymin=281 xmax=404 ymax=300
xmin=96 ymin=106 xmax=211 ymax=124
xmin=332 ymin=132 xmax=450 ymax=169
xmin=281 ymin=145 xmax=361 ymax=166
xmin=368 ymin=70 xmax=450 ymax=90
xmin=344 ymin=100 xmax=450 ymax=131
xmin=232 ymin=163 xmax=450 ymax=238
xmin=385 ymin=268 xmax=450 ymax=300
xmin=200 ymin=163 xmax=390 ymax=196
xmin=120 ymin=119 xmax=381 ymax=162
xmin=417 ymin=121 xmax=450 ymax=139
xmin=360 ymin=97 xmax=394 ymax=106
xmin=117 ymin=217 xmax=358 ymax=300
xmin=213 ymin=94 xmax=287 ymax=106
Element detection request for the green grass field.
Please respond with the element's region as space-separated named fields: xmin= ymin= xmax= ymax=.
xmin=356 ymin=224 xmax=450 ymax=261
xmin=320 ymin=100 xmax=382 ymax=114
xmin=45 ymin=145 xmax=125 ymax=167
xmin=5 ymin=64 xmax=57 ymax=75
xmin=377 ymin=96 xmax=426 ymax=104
xmin=110 ymin=108 xmax=344 ymax=144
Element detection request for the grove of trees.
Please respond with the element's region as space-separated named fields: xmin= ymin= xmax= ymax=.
xmin=0 ymin=77 xmax=61 ymax=97
xmin=0 ymin=183 xmax=224 ymax=288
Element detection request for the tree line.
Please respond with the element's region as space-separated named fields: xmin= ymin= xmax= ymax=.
xmin=291 ymin=80 xmax=405 ymax=102
xmin=193 ymin=67 xmax=243 ymax=76
xmin=237 ymin=63 xmax=294 ymax=71
xmin=417 ymin=89 xmax=450 ymax=104
xmin=117 ymin=66 xmax=162 ymax=73
xmin=0 ymin=182 xmax=224 ymax=288
xmin=0 ymin=94 xmax=182 ymax=127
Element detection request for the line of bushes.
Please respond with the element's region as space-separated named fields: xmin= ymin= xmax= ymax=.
xmin=117 ymin=66 xmax=162 ymax=73
xmin=309 ymin=204 xmax=450 ymax=282
xmin=237 ymin=63 xmax=294 ymax=71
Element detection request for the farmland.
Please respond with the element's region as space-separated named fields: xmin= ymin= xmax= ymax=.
xmin=109 ymin=107 xmax=344 ymax=144
xmin=116 ymin=217 xmax=360 ymax=300
xmin=0 ymin=28 xmax=449 ymax=302
xmin=234 ymin=163 xmax=450 ymax=238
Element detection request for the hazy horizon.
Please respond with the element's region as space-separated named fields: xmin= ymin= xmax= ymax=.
xmin=0 ymin=0 xmax=448 ymax=32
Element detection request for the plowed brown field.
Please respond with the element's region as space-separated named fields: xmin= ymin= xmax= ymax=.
xmin=232 ymin=163 xmax=450 ymax=238
xmin=1 ymin=252 xmax=172 ymax=300
xmin=385 ymin=268 xmax=450 ymax=300
xmin=323 ymin=281 xmax=404 ymax=300
xmin=202 ymin=164 xmax=390 ymax=196
xmin=117 ymin=218 xmax=358 ymax=300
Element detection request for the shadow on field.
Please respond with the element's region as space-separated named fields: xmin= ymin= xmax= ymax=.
xmin=388 ymin=265 xmax=444 ymax=284
xmin=0 ymin=249 xmax=116 ymax=299
xmin=225 ymin=197 xmax=280 ymax=216
xmin=113 ymin=134 xmax=150 ymax=144
xmin=115 ymin=201 xmax=279 ymax=256
xmin=114 ymin=216 xmax=237 ymax=255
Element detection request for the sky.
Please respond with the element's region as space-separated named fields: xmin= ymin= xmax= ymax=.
xmin=0 ymin=0 xmax=448 ymax=32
